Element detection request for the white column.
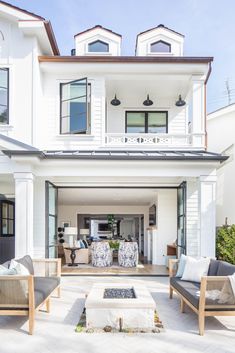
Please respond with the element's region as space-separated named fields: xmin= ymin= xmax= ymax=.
xmin=199 ymin=175 xmax=217 ymax=258
xmin=14 ymin=172 xmax=34 ymax=258
xmin=192 ymin=78 xmax=205 ymax=148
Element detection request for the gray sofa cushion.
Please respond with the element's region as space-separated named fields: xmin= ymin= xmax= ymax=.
xmin=16 ymin=255 xmax=34 ymax=275
xmin=34 ymin=277 xmax=60 ymax=308
xmin=208 ymin=259 xmax=220 ymax=276
xmin=217 ymin=261 xmax=235 ymax=276
xmin=170 ymin=277 xmax=200 ymax=309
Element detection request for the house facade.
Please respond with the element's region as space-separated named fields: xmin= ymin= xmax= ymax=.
xmin=207 ymin=103 xmax=235 ymax=226
xmin=0 ymin=1 xmax=226 ymax=266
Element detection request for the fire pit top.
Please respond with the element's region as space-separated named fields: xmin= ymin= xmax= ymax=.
xmin=103 ymin=288 xmax=136 ymax=299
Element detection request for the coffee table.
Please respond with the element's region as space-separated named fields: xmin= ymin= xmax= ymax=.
xmin=85 ymin=283 xmax=156 ymax=329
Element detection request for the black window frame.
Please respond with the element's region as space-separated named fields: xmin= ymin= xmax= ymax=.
xmin=0 ymin=68 xmax=9 ymax=125
xmin=88 ymin=40 xmax=109 ymax=53
xmin=0 ymin=200 xmax=15 ymax=237
xmin=125 ymin=111 xmax=168 ymax=133
xmin=60 ymin=77 xmax=91 ymax=135
xmin=150 ymin=40 xmax=171 ymax=53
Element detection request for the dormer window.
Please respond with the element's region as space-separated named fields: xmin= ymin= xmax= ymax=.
xmin=88 ymin=40 xmax=109 ymax=53
xmin=150 ymin=40 xmax=171 ymax=53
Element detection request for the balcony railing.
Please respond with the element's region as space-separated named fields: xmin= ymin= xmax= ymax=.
xmin=105 ymin=133 xmax=204 ymax=149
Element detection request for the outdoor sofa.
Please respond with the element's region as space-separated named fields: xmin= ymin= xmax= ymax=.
xmin=0 ymin=255 xmax=61 ymax=335
xmin=169 ymin=258 xmax=235 ymax=335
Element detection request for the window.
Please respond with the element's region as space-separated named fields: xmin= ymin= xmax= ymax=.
xmin=0 ymin=68 xmax=9 ymax=124
xmin=88 ymin=40 xmax=109 ymax=53
xmin=60 ymin=78 xmax=91 ymax=134
xmin=125 ymin=111 xmax=168 ymax=133
xmin=151 ymin=40 xmax=171 ymax=53
xmin=0 ymin=201 xmax=14 ymax=237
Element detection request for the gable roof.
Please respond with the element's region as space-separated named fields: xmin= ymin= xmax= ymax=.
xmin=137 ymin=24 xmax=184 ymax=39
xmin=74 ymin=25 xmax=122 ymax=38
xmin=0 ymin=0 xmax=60 ymax=55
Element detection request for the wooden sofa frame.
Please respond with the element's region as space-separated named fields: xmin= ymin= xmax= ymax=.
xmin=0 ymin=258 xmax=61 ymax=335
xmin=169 ymin=259 xmax=235 ymax=335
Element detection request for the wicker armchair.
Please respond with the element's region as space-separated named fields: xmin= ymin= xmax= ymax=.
xmin=0 ymin=256 xmax=61 ymax=335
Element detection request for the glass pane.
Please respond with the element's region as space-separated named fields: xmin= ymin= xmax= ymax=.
xmin=0 ymin=87 xmax=7 ymax=106
xmin=49 ymin=216 xmax=56 ymax=245
xmin=178 ymin=188 xmax=183 ymax=215
xmin=61 ymin=99 xmax=87 ymax=133
xmin=2 ymin=219 xmax=7 ymax=234
xmin=8 ymin=204 xmax=14 ymax=219
xmin=0 ymin=105 xmax=7 ymax=124
xmin=88 ymin=40 xmax=109 ymax=52
xmin=2 ymin=203 xmax=7 ymax=218
xmin=8 ymin=220 xmax=14 ymax=235
xmin=151 ymin=41 xmax=171 ymax=53
xmin=126 ymin=112 xmax=145 ymax=133
xmin=48 ymin=185 xmax=56 ymax=215
xmin=148 ymin=112 xmax=167 ymax=133
xmin=49 ymin=246 xmax=57 ymax=258
xmin=0 ymin=69 xmax=8 ymax=87
xmin=62 ymin=80 xmax=87 ymax=101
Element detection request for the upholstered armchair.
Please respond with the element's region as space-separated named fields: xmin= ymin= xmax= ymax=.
xmin=91 ymin=242 xmax=113 ymax=267
xmin=118 ymin=242 xmax=139 ymax=267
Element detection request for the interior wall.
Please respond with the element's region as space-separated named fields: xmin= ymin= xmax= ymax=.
xmin=58 ymin=204 xmax=149 ymax=255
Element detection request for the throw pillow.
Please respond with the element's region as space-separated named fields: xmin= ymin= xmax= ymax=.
xmin=9 ymin=259 xmax=30 ymax=275
xmin=0 ymin=264 xmax=17 ymax=275
xmin=78 ymin=240 xmax=85 ymax=249
xmin=175 ymin=254 xmax=188 ymax=277
xmin=181 ymin=257 xmax=210 ymax=283
xmin=82 ymin=239 xmax=88 ymax=248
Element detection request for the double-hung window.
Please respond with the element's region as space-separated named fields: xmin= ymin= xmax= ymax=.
xmin=125 ymin=111 xmax=168 ymax=133
xmin=60 ymin=77 xmax=91 ymax=134
xmin=0 ymin=68 xmax=9 ymax=125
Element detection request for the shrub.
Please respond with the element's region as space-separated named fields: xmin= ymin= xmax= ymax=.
xmin=216 ymin=225 xmax=235 ymax=264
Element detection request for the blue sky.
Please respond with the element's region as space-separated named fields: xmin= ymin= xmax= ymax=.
xmin=9 ymin=0 xmax=235 ymax=112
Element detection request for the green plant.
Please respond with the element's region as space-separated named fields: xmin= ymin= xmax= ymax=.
xmin=216 ymin=225 xmax=235 ymax=264
xmin=108 ymin=240 xmax=120 ymax=250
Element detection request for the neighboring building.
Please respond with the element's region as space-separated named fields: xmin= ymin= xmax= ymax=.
xmin=207 ymin=103 xmax=235 ymax=226
xmin=0 ymin=1 xmax=227 ymax=265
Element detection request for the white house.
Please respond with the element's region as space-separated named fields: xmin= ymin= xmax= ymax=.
xmin=207 ymin=103 xmax=235 ymax=226
xmin=0 ymin=1 xmax=227 ymax=267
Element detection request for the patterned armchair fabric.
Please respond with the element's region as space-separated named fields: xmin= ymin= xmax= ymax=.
xmin=118 ymin=242 xmax=139 ymax=267
xmin=91 ymin=242 xmax=113 ymax=267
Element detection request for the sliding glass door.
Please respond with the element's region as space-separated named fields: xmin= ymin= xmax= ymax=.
xmin=177 ymin=181 xmax=187 ymax=257
xmin=45 ymin=181 xmax=58 ymax=258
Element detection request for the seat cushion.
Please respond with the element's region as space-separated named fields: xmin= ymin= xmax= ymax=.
xmin=217 ymin=261 xmax=235 ymax=276
xmin=16 ymin=255 xmax=34 ymax=275
xmin=34 ymin=277 xmax=60 ymax=308
xmin=208 ymin=259 xmax=220 ymax=276
xmin=170 ymin=277 xmax=200 ymax=308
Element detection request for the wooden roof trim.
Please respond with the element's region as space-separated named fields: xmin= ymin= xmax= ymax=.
xmin=74 ymin=25 xmax=122 ymax=38
xmin=38 ymin=55 xmax=213 ymax=64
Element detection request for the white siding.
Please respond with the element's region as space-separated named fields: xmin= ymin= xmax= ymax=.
xmin=186 ymin=178 xmax=200 ymax=256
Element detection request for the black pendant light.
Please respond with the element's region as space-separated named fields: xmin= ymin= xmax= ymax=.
xmin=175 ymin=95 xmax=186 ymax=107
xmin=110 ymin=94 xmax=121 ymax=106
xmin=143 ymin=94 xmax=153 ymax=106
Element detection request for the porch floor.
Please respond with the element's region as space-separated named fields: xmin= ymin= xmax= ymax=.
xmin=0 ymin=276 xmax=234 ymax=353
xmin=61 ymin=263 xmax=168 ymax=276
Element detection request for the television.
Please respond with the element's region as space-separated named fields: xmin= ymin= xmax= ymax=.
xmin=98 ymin=223 xmax=110 ymax=232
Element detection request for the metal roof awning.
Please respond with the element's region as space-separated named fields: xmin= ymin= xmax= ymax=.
xmin=3 ymin=149 xmax=228 ymax=162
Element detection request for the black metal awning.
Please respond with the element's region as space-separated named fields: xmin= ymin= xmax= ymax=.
xmin=3 ymin=149 xmax=228 ymax=162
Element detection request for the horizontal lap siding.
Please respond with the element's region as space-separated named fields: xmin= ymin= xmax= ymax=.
xmin=186 ymin=179 xmax=200 ymax=257
xmin=169 ymin=107 xmax=187 ymax=134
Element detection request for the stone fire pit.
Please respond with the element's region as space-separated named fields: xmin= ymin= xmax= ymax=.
xmin=85 ymin=283 xmax=156 ymax=329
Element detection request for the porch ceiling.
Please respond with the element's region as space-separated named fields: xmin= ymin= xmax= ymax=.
xmin=58 ymin=187 xmax=170 ymax=206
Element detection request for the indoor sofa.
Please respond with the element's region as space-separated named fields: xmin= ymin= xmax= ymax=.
xmin=169 ymin=258 xmax=235 ymax=335
xmin=0 ymin=255 xmax=61 ymax=335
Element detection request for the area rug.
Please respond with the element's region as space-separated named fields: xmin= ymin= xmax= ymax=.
xmin=64 ymin=263 xmax=145 ymax=270
xmin=75 ymin=308 xmax=164 ymax=334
